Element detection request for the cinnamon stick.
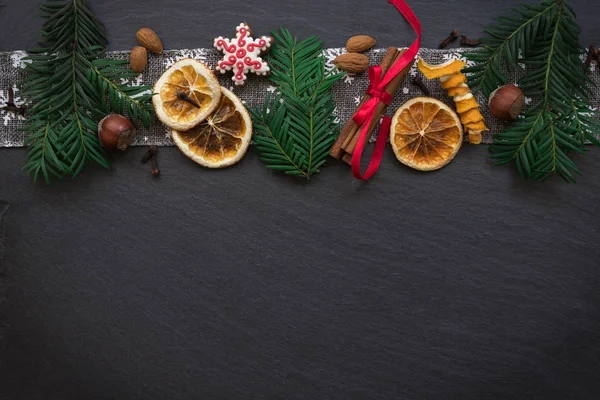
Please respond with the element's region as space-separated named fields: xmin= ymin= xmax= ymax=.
xmin=330 ymin=47 xmax=400 ymax=159
xmin=340 ymin=48 xmax=399 ymax=151
xmin=342 ymin=49 xmax=415 ymax=164
xmin=343 ymin=50 xmax=405 ymax=155
xmin=342 ymin=153 xmax=353 ymax=165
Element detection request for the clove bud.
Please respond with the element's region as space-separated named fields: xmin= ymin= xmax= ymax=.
xmin=176 ymin=91 xmax=200 ymax=108
xmin=460 ymin=36 xmax=481 ymax=47
xmin=150 ymin=156 xmax=160 ymax=176
xmin=439 ymin=30 xmax=459 ymax=49
xmin=141 ymin=145 xmax=159 ymax=177
xmin=141 ymin=145 xmax=157 ymax=163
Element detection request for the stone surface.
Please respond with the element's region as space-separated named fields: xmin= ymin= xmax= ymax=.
xmin=1 ymin=1 xmax=600 ymax=399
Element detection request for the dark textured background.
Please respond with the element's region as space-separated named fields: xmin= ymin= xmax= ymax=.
xmin=1 ymin=1 xmax=600 ymax=399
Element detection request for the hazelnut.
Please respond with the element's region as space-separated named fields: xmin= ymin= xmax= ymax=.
xmin=97 ymin=114 xmax=136 ymax=151
xmin=488 ymin=84 xmax=525 ymax=121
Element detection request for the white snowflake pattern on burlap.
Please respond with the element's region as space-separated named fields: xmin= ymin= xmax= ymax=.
xmin=164 ymin=49 xmax=208 ymax=69
xmin=214 ymin=23 xmax=272 ymax=86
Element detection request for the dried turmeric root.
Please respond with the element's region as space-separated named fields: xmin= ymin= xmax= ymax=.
xmin=417 ymin=58 xmax=488 ymax=144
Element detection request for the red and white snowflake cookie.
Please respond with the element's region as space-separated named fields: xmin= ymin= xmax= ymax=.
xmin=213 ymin=23 xmax=272 ymax=86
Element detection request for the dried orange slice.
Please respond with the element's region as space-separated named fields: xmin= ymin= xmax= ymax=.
xmin=171 ymin=88 xmax=251 ymax=168
xmin=153 ymin=58 xmax=221 ymax=130
xmin=390 ymin=97 xmax=463 ymax=171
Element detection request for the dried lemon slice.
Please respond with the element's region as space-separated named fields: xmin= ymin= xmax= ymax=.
xmin=171 ymin=88 xmax=251 ymax=168
xmin=153 ymin=58 xmax=221 ymax=130
xmin=390 ymin=97 xmax=463 ymax=171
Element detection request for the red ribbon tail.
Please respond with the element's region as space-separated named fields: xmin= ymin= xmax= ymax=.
xmin=351 ymin=116 xmax=392 ymax=180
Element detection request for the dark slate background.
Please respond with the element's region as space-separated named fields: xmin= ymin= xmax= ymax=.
xmin=1 ymin=1 xmax=600 ymax=399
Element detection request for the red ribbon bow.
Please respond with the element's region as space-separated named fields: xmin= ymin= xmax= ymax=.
xmin=351 ymin=0 xmax=422 ymax=180
xmin=353 ymin=66 xmax=393 ymax=126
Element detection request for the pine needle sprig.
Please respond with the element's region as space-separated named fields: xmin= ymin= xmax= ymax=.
xmin=463 ymin=1 xmax=558 ymax=96
xmin=20 ymin=0 xmax=154 ymax=184
xmin=250 ymin=92 xmax=308 ymax=177
xmin=463 ymin=0 xmax=599 ymax=182
xmin=88 ymin=59 xmax=154 ymax=126
xmin=251 ymin=28 xmax=344 ymax=179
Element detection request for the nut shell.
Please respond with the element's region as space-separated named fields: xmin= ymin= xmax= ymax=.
xmin=129 ymin=46 xmax=148 ymax=73
xmin=488 ymin=84 xmax=525 ymax=121
xmin=136 ymin=27 xmax=163 ymax=54
xmin=333 ymin=53 xmax=370 ymax=74
xmin=98 ymin=114 xmax=136 ymax=151
xmin=346 ymin=35 xmax=376 ymax=53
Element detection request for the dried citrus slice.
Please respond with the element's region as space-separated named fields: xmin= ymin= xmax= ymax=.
xmin=171 ymin=88 xmax=251 ymax=168
xmin=153 ymin=58 xmax=221 ymax=130
xmin=390 ymin=97 xmax=463 ymax=171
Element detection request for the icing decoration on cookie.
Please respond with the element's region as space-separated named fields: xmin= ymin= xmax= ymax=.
xmin=213 ymin=23 xmax=272 ymax=86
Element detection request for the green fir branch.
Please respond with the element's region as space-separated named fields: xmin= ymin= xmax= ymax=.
xmin=250 ymin=93 xmax=308 ymax=178
xmin=88 ymin=58 xmax=154 ymax=127
xmin=465 ymin=0 xmax=598 ymax=183
xmin=22 ymin=119 xmax=65 ymax=185
xmin=251 ymin=28 xmax=344 ymax=179
xmin=20 ymin=0 xmax=155 ymax=184
xmin=463 ymin=0 xmax=557 ymax=96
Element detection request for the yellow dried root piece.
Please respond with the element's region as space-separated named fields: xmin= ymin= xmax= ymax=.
xmin=417 ymin=57 xmax=488 ymax=144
